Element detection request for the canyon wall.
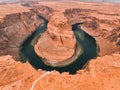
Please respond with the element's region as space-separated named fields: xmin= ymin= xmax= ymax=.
xmin=0 ymin=2 xmax=120 ymax=90
xmin=0 ymin=4 xmax=54 ymax=60
xmin=0 ymin=3 xmax=119 ymax=60
xmin=0 ymin=11 xmax=43 ymax=59
xmin=31 ymin=5 xmax=54 ymax=20
xmin=64 ymin=8 xmax=120 ymax=55
xmin=34 ymin=3 xmax=120 ymax=66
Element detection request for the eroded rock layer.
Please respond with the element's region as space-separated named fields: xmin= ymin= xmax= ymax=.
xmin=64 ymin=8 xmax=120 ymax=56
xmin=0 ymin=1 xmax=120 ymax=90
xmin=31 ymin=5 xmax=54 ymax=20
xmin=35 ymin=12 xmax=76 ymax=66
xmin=0 ymin=4 xmax=43 ymax=59
xmin=0 ymin=4 xmax=54 ymax=59
xmin=40 ymin=1 xmax=120 ymax=55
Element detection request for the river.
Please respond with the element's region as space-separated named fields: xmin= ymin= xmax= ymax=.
xmin=20 ymin=23 xmax=99 ymax=74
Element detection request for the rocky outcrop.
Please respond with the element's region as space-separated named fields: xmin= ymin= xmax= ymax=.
xmin=64 ymin=8 xmax=120 ymax=55
xmin=33 ymin=54 xmax=120 ymax=90
xmin=107 ymin=27 xmax=120 ymax=46
xmin=0 ymin=4 xmax=56 ymax=60
xmin=0 ymin=10 xmax=43 ymax=59
xmin=35 ymin=12 xmax=76 ymax=66
xmin=34 ymin=2 xmax=120 ymax=66
xmin=0 ymin=2 xmax=120 ymax=90
xmin=31 ymin=5 xmax=54 ymax=20
xmin=0 ymin=55 xmax=37 ymax=89
xmin=0 ymin=54 xmax=120 ymax=90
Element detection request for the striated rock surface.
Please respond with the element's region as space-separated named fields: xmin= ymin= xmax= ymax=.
xmin=31 ymin=5 xmax=54 ymax=20
xmin=0 ymin=1 xmax=120 ymax=90
xmin=64 ymin=6 xmax=120 ymax=56
xmin=35 ymin=12 xmax=76 ymax=66
xmin=0 ymin=4 xmax=44 ymax=59
xmin=40 ymin=1 xmax=120 ymax=56
xmin=34 ymin=1 xmax=120 ymax=66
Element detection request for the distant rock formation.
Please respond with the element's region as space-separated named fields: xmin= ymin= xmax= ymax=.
xmin=31 ymin=5 xmax=54 ymax=20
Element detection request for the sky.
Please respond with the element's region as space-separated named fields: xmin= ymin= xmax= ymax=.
xmin=0 ymin=0 xmax=120 ymax=3
xmin=0 ymin=0 xmax=19 ymax=3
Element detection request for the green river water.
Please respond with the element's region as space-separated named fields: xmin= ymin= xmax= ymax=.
xmin=20 ymin=23 xmax=99 ymax=74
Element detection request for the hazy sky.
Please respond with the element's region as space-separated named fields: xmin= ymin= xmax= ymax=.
xmin=80 ymin=0 xmax=120 ymax=3
xmin=0 ymin=0 xmax=19 ymax=3
xmin=0 ymin=0 xmax=120 ymax=3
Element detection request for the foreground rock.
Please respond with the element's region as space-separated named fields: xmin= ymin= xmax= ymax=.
xmin=0 ymin=54 xmax=120 ymax=90
xmin=33 ymin=54 xmax=120 ymax=90
xmin=35 ymin=12 xmax=76 ymax=66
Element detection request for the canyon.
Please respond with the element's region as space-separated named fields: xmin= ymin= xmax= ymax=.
xmin=0 ymin=1 xmax=120 ymax=90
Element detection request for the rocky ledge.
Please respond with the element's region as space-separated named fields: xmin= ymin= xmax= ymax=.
xmin=0 ymin=54 xmax=120 ymax=90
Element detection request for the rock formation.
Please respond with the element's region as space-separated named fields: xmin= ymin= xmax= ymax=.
xmin=33 ymin=54 xmax=120 ymax=90
xmin=34 ymin=12 xmax=76 ymax=66
xmin=34 ymin=1 xmax=120 ymax=66
xmin=0 ymin=4 xmax=43 ymax=59
xmin=0 ymin=1 xmax=120 ymax=90
xmin=0 ymin=4 xmax=53 ymax=60
xmin=31 ymin=5 xmax=54 ymax=20
xmin=0 ymin=54 xmax=120 ymax=90
xmin=64 ymin=7 xmax=120 ymax=56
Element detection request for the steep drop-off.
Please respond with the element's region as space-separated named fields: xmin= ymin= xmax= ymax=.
xmin=0 ymin=54 xmax=120 ymax=90
xmin=40 ymin=1 xmax=120 ymax=55
xmin=64 ymin=8 xmax=120 ymax=55
xmin=0 ymin=11 xmax=43 ymax=59
xmin=35 ymin=12 xmax=76 ymax=65
xmin=0 ymin=4 xmax=54 ymax=60
xmin=34 ymin=12 xmax=98 ymax=68
xmin=0 ymin=1 xmax=120 ymax=90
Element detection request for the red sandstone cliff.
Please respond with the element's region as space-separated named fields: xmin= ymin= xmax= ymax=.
xmin=31 ymin=5 xmax=54 ymax=20
xmin=0 ymin=1 xmax=120 ymax=90
xmin=0 ymin=11 xmax=43 ymax=58
xmin=64 ymin=8 xmax=120 ymax=56
xmin=34 ymin=2 xmax=120 ymax=65
xmin=0 ymin=4 xmax=53 ymax=59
